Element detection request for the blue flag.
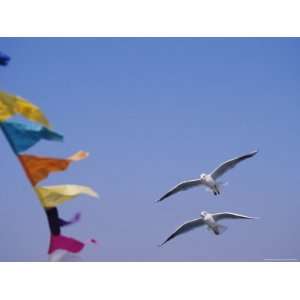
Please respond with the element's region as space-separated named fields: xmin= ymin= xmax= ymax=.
xmin=0 ymin=52 xmax=10 ymax=66
xmin=0 ymin=120 xmax=63 ymax=154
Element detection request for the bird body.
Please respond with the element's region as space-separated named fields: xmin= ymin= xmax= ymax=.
xmin=202 ymin=211 xmax=216 ymax=228
xmin=160 ymin=211 xmax=257 ymax=246
xmin=200 ymin=173 xmax=221 ymax=195
xmin=202 ymin=211 xmax=227 ymax=235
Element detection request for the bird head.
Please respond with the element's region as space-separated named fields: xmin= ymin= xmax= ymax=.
xmin=200 ymin=173 xmax=206 ymax=180
xmin=201 ymin=211 xmax=208 ymax=217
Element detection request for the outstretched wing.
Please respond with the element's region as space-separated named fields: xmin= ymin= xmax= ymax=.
xmin=210 ymin=150 xmax=258 ymax=180
xmin=157 ymin=179 xmax=203 ymax=202
xmin=212 ymin=212 xmax=257 ymax=221
xmin=160 ymin=218 xmax=205 ymax=246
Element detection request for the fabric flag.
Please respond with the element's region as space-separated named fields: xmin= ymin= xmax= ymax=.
xmin=36 ymin=184 xmax=98 ymax=208
xmin=0 ymin=91 xmax=50 ymax=127
xmin=0 ymin=120 xmax=63 ymax=154
xmin=0 ymin=52 xmax=10 ymax=66
xmin=48 ymin=234 xmax=97 ymax=255
xmin=19 ymin=151 xmax=89 ymax=185
xmin=48 ymin=250 xmax=84 ymax=262
xmin=59 ymin=212 xmax=81 ymax=227
xmin=45 ymin=208 xmax=82 ymax=236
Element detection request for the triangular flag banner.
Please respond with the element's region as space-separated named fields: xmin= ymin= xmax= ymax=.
xmin=46 ymin=208 xmax=82 ymax=235
xmin=0 ymin=86 xmax=99 ymax=257
xmin=48 ymin=250 xmax=86 ymax=262
xmin=59 ymin=212 xmax=81 ymax=227
xmin=48 ymin=234 xmax=97 ymax=255
xmin=0 ymin=91 xmax=50 ymax=127
xmin=0 ymin=52 xmax=10 ymax=66
xmin=0 ymin=120 xmax=63 ymax=154
xmin=36 ymin=184 xmax=98 ymax=208
xmin=19 ymin=151 xmax=89 ymax=185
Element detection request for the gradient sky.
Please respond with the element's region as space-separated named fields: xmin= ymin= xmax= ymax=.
xmin=0 ymin=38 xmax=299 ymax=262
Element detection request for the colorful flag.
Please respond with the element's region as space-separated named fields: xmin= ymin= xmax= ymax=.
xmin=0 ymin=120 xmax=63 ymax=154
xmin=48 ymin=250 xmax=84 ymax=262
xmin=48 ymin=234 xmax=97 ymax=255
xmin=19 ymin=151 xmax=89 ymax=185
xmin=59 ymin=212 xmax=81 ymax=227
xmin=0 ymin=52 xmax=10 ymax=66
xmin=36 ymin=184 xmax=98 ymax=208
xmin=45 ymin=208 xmax=81 ymax=236
xmin=0 ymin=91 xmax=50 ymax=127
xmin=0 ymin=86 xmax=98 ymax=258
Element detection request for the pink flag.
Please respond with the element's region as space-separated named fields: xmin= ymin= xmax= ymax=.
xmin=48 ymin=234 xmax=97 ymax=254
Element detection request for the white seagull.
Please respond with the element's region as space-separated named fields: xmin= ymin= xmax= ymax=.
xmin=160 ymin=211 xmax=257 ymax=246
xmin=157 ymin=150 xmax=258 ymax=202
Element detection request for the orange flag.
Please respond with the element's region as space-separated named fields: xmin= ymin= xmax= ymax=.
xmin=19 ymin=151 xmax=89 ymax=186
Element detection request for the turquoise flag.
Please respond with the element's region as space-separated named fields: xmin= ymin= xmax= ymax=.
xmin=0 ymin=120 xmax=63 ymax=154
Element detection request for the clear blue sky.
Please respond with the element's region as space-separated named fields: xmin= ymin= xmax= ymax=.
xmin=0 ymin=38 xmax=299 ymax=261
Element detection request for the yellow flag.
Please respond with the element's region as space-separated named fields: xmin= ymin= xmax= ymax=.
xmin=0 ymin=91 xmax=50 ymax=127
xmin=36 ymin=185 xmax=99 ymax=208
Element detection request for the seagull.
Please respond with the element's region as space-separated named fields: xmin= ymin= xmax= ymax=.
xmin=157 ymin=150 xmax=258 ymax=202
xmin=160 ymin=211 xmax=257 ymax=246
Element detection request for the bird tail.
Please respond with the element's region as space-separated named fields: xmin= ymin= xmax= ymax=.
xmin=205 ymin=187 xmax=211 ymax=193
xmin=217 ymin=181 xmax=228 ymax=192
xmin=211 ymin=225 xmax=228 ymax=235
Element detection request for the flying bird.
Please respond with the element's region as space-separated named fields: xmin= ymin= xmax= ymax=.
xmin=160 ymin=211 xmax=257 ymax=246
xmin=157 ymin=150 xmax=258 ymax=202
